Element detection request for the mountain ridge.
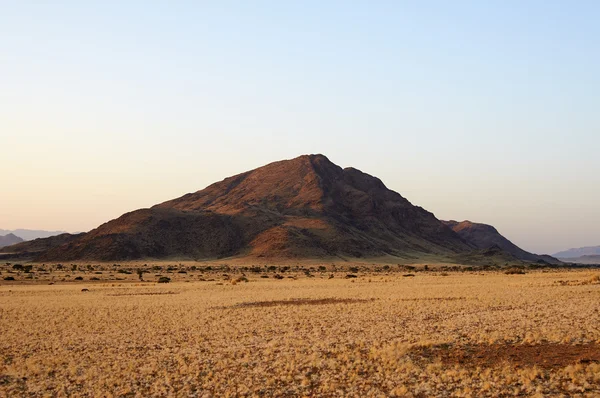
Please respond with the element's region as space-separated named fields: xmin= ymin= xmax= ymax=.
xmin=443 ymin=220 xmax=561 ymax=264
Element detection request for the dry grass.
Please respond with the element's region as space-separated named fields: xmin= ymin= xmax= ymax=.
xmin=1 ymin=268 xmax=600 ymax=396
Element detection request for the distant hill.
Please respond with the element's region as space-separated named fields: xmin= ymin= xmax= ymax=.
xmin=0 ymin=229 xmax=68 ymax=241
xmin=443 ymin=220 xmax=561 ymax=265
xmin=567 ymin=255 xmax=600 ymax=265
xmin=0 ymin=233 xmax=85 ymax=259
xmin=35 ymin=154 xmax=476 ymax=261
xmin=0 ymin=233 xmax=24 ymax=249
xmin=554 ymin=246 xmax=600 ymax=259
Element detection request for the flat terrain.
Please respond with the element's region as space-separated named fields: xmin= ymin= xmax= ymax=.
xmin=1 ymin=266 xmax=600 ymax=397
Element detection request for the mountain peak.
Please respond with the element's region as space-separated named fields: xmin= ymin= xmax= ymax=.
xmin=0 ymin=233 xmax=25 ymax=249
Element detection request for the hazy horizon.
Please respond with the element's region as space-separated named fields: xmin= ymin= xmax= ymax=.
xmin=2 ymin=2 xmax=599 ymax=255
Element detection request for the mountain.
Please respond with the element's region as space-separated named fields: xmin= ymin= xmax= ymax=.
xmin=553 ymin=246 xmax=600 ymax=259
xmin=0 ymin=233 xmax=24 ymax=249
xmin=0 ymin=233 xmax=86 ymax=259
xmin=36 ymin=154 xmax=475 ymax=261
xmin=443 ymin=220 xmax=561 ymax=264
xmin=0 ymin=229 xmax=68 ymax=241
xmin=566 ymin=255 xmax=600 ymax=265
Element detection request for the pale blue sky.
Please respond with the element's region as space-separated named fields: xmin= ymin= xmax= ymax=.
xmin=1 ymin=1 xmax=598 ymax=254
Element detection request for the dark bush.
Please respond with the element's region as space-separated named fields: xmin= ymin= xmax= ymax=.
xmin=158 ymin=277 xmax=171 ymax=283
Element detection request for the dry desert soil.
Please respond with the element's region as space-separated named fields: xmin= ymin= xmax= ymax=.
xmin=1 ymin=263 xmax=600 ymax=397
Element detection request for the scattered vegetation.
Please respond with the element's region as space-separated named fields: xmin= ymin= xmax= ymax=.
xmin=1 ymin=263 xmax=600 ymax=396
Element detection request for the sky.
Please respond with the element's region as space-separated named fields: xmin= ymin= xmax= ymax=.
xmin=1 ymin=1 xmax=598 ymax=255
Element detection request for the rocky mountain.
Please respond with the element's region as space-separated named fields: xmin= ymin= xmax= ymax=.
xmin=36 ymin=154 xmax=475 ymax=261
xmin=0 ymin=233 xmax=24 ymax=249
xmin=554 ymin=246 xmax=600 ymax=259
xmin=443 ymin=220 xmax=561 ymax=264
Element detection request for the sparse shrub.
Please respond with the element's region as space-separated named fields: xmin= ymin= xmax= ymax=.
xmin=318 ymin=266 xmax=327 ymax=272
xmin=349 ymin=267 xmax=359 ymax=273
xmin=273 ymin=274 xmax=284 ymax=280
xmin=74 ymin=276 xmax=83 ymax=280
xmin=504 ymin=268 xmax=526 ymax=275
xmin=260 ymin=275 xmax=269 ymax=278
xmin=117 ymin=269 xmax=132 ymax=274
xmin=346 ymin=274 xmax=358 ymax=278
xmin=4 ymin=276 xmax=15 ymax=281
xmin=157 ymin=276 xmax=171 ymax=283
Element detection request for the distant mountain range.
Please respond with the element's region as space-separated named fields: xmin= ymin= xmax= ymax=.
xmin=553 ymin=246 xmax=600 ymax=264
xmin=0 ymin=229 xmax=68 ymax=241
xmin=554 ymin=246 xmax=600 ymax=259
xmin=0 ymin=155 xmax=561 ymax=265
xmin=0 ymin=233 xmax=24 ymax=249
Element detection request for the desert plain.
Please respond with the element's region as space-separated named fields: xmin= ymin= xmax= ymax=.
xmin=1 ymin=262 xmax=599 ymax=397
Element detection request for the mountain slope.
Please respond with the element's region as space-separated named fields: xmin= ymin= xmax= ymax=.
xmin=0 ymin=233 xmax=24 ymax=248
xmin=38 ymin=154 xmax=473 ymax=261
xmin=0 ymin=233 xmax=85 ymax=258
xmin=443 ymin=220 xmax=560 ymax=264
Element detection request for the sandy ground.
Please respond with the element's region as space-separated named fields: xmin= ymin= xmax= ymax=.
xmin=1 ymin=268 xmax=599 ymax=397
